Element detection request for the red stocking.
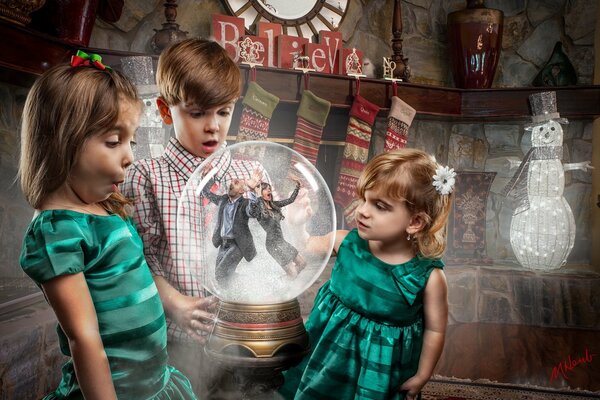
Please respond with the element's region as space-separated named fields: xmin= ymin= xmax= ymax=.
xmin=384 ymin=96 xmax=416 ymax=152
xmin=334 ymin=94 xmax=380 ymax=227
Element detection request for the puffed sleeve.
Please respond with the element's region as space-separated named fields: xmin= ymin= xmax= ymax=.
xmin=20 ymin=213 xmax=86 ymax=284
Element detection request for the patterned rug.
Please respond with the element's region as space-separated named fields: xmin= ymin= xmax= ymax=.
xmin=421 ymin=378 xmax=600 ymax=400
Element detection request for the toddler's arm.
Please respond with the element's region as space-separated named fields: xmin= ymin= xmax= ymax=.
xmin=42 ymin=273 xmax=117 ymax=400
xmin=303 ymin=229 xmax=349 ymax=256
xmin=398 ymin=268 xmax=448 ymax=400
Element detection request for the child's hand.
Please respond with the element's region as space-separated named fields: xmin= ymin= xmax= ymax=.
xmin=397 ymin=375 xmax=427 ymax=400
xmin=286 ymin=188 xmax=313 ymax=226
xmin=173 ymin=295 xmax=219 ymax=344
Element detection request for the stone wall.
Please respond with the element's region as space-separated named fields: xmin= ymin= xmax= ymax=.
xmin=0 ymin=0 xmax=596 ymax=292
xmin=88 ymin=0 xmax=595 ymax=267
xmin=0 ymin=85 xmax=34 ymax=282
xmin=0 ymin=299 xmax=65 ymax=400
xmin=0 ymin=2 xmax=597 ymax=395
xmin=90 ymin=0 xmax=595 ymax=86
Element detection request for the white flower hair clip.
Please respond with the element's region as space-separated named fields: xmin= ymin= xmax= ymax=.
xmin=432 ymin=165 xmax=456 ymax=195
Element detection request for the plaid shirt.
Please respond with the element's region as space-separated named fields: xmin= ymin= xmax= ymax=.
xmin=122 ymin=137 xmax=264 ymax=343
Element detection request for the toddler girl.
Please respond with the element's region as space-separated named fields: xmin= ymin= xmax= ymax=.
xmin=280 ymin=148 xmax=454 ymax=399
xmin=19 ymin=54 xmax=198 ymax=399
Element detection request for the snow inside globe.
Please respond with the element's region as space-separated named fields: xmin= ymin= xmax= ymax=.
xmin=177 ymin=141 xmax=336 ymax=304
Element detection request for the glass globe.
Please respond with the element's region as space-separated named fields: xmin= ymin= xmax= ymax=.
xmin=177 ymin=141 xmax=335 ymax=304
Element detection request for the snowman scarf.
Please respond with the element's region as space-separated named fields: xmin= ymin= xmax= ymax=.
xmin=501 ymin=145 xmax=563 ymax=215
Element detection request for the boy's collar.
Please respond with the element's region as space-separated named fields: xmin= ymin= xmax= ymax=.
xmin=164 ymin=138 xmax=232 ymax=182
xmin=164 ymin=137 xmax=204 ymax=180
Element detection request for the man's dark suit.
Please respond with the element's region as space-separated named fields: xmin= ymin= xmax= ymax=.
xmin=203 ymin=183 xmax=257 ymax=282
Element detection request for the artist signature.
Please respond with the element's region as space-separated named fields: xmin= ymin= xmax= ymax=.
xmin=550 ymin=348 xmax=596 ymax=382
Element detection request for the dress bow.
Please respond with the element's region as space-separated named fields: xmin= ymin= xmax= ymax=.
xmin=391 ymin=258 xmax=443 ymax=306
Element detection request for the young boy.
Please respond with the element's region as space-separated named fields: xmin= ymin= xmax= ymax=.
xmin=122 ymin=38 xmax=264 ymax=397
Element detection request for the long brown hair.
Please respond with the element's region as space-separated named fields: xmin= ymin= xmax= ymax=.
xmin=356 ymin=149 xmax=453 ymax=258
xmin=19 ymin=63 xmax=139 ymax=218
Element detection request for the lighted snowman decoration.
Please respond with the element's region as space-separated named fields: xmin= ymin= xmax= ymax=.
xmin=503 ymin=91 xmax=592 ymax=270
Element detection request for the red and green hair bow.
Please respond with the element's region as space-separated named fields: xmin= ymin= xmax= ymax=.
xmin=70 ymin=50 xmax=111 ymax=71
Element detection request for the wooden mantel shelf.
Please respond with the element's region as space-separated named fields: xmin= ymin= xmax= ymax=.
xmin=1 ymin=21 xmax=599 ymax=121
xmin=241 ymin=65 xmax=600 ymax=121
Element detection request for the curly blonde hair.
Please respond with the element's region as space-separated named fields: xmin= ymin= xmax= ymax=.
xmin=356 ymin=148 xmax=453 ymax=258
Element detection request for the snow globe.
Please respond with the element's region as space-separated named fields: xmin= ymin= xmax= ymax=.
xmin=177 ymin=141 xmax=335 ymax=386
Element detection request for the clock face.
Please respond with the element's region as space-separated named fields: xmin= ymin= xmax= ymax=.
xmin=222 ymin=0 xmax=349 ymax=41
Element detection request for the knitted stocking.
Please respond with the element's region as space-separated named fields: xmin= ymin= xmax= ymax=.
xmin=384 ymin=96 xmax=416 ymax=152
xmin=292 ymin=90 xmax=331 ymax=165
xmin=237 ymin=81 xmax=280 ymax=143
xmin=334 ymin=95 xmax=380 ymax=226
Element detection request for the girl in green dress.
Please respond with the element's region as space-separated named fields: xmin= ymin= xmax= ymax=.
xmin=280 ymin=149 xmax=455 ymax=399
xmin=18 ymin=56 xmax=198 ymax=399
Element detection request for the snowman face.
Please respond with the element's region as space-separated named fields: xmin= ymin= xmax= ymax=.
xmin=531 ymin=120 xmax=563 ymax=147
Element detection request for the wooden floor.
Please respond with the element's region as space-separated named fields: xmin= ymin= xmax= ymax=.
xmin=435 ymin=323 xmax=600 ymax=392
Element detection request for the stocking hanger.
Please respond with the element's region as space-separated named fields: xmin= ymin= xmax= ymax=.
xmin=242 ymin=62 xmax=261 ymax=82
xmin=293 ymin=70 xmax=312 ymax=99
xmin=304 ymin=72 xmax=310 ymax=91
xmin=351 ymin=75 xmax=361 ymax=97
xmin=294 ymin=55 xmax=314 ymax=95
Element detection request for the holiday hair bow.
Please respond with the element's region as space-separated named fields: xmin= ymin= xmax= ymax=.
xmin=70 ymin=50 xmax=111 ymax=71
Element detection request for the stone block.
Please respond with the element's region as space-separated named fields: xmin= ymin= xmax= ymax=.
xmin=484 ymin=124 xmax=522 ymax=157
xmin=445 ymin=268 xmax=478 ymax=324
xmin=517 ymin=19 xmax=562 ymax=67
xmin=478 ymin=291 xmax=512 ymax=323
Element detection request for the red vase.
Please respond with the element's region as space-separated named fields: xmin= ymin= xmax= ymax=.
xmin=30 ymin=0 xmax=99 ymax=46
xmin=447 ymin=0 xmax=504 ymax=89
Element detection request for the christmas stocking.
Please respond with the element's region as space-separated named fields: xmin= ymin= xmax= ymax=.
xmin=237 ymin=81 xmax=280 ymax=143
xmin=292 ymin=90 xmax=331 ymax=165
xmin=384 ymin=96 xmax=416 ymax=152
xmin=334 ymin=95 xmax=380 ymax=226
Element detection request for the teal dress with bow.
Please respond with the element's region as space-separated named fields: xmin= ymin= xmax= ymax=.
xmin=20 ymin=210 xmax=197 ymax=400
xmin=280 ymin=229 xmax=443 ymax=399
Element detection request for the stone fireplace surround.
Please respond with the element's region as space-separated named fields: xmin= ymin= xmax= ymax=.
xmin=2 ymin=261 xmax=599 ymax=399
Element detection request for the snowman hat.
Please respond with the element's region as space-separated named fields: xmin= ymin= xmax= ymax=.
xmin=525 ymin=91 xmax=568 ymax=130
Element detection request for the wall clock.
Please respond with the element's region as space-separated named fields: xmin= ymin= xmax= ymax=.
xmin=222 ymin=0 xmax=349 ymax=40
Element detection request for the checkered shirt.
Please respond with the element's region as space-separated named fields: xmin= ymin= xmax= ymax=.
xmin=122 ymin=137 xmax=264 ymax=343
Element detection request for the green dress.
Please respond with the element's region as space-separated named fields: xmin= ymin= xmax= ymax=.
xmin=280 ymin=229 xmax=444 ymax=399
xmin=20 ymin=210 xmax=197 ymax=400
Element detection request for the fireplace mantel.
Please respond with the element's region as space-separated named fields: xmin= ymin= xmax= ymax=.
xmin=1 ymin=21 xmax=599 ymax=122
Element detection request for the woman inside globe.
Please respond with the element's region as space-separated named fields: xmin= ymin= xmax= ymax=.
xmin=254 ymin=177 xmax=307 ymax=278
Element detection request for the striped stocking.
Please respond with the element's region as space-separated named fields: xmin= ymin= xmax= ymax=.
xmin=384 ymin=96 xmax=416 ymax=152
xmin=292 ymin=90 xmax=331 ymax=165
xmin=237 ymin=81 xmax=279 ymax=143
xmin=334 ymin=95 xmax=380 ymax=226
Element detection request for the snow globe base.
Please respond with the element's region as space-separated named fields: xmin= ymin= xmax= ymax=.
xmin=205 ymin=299 xmax=309 ymax=369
